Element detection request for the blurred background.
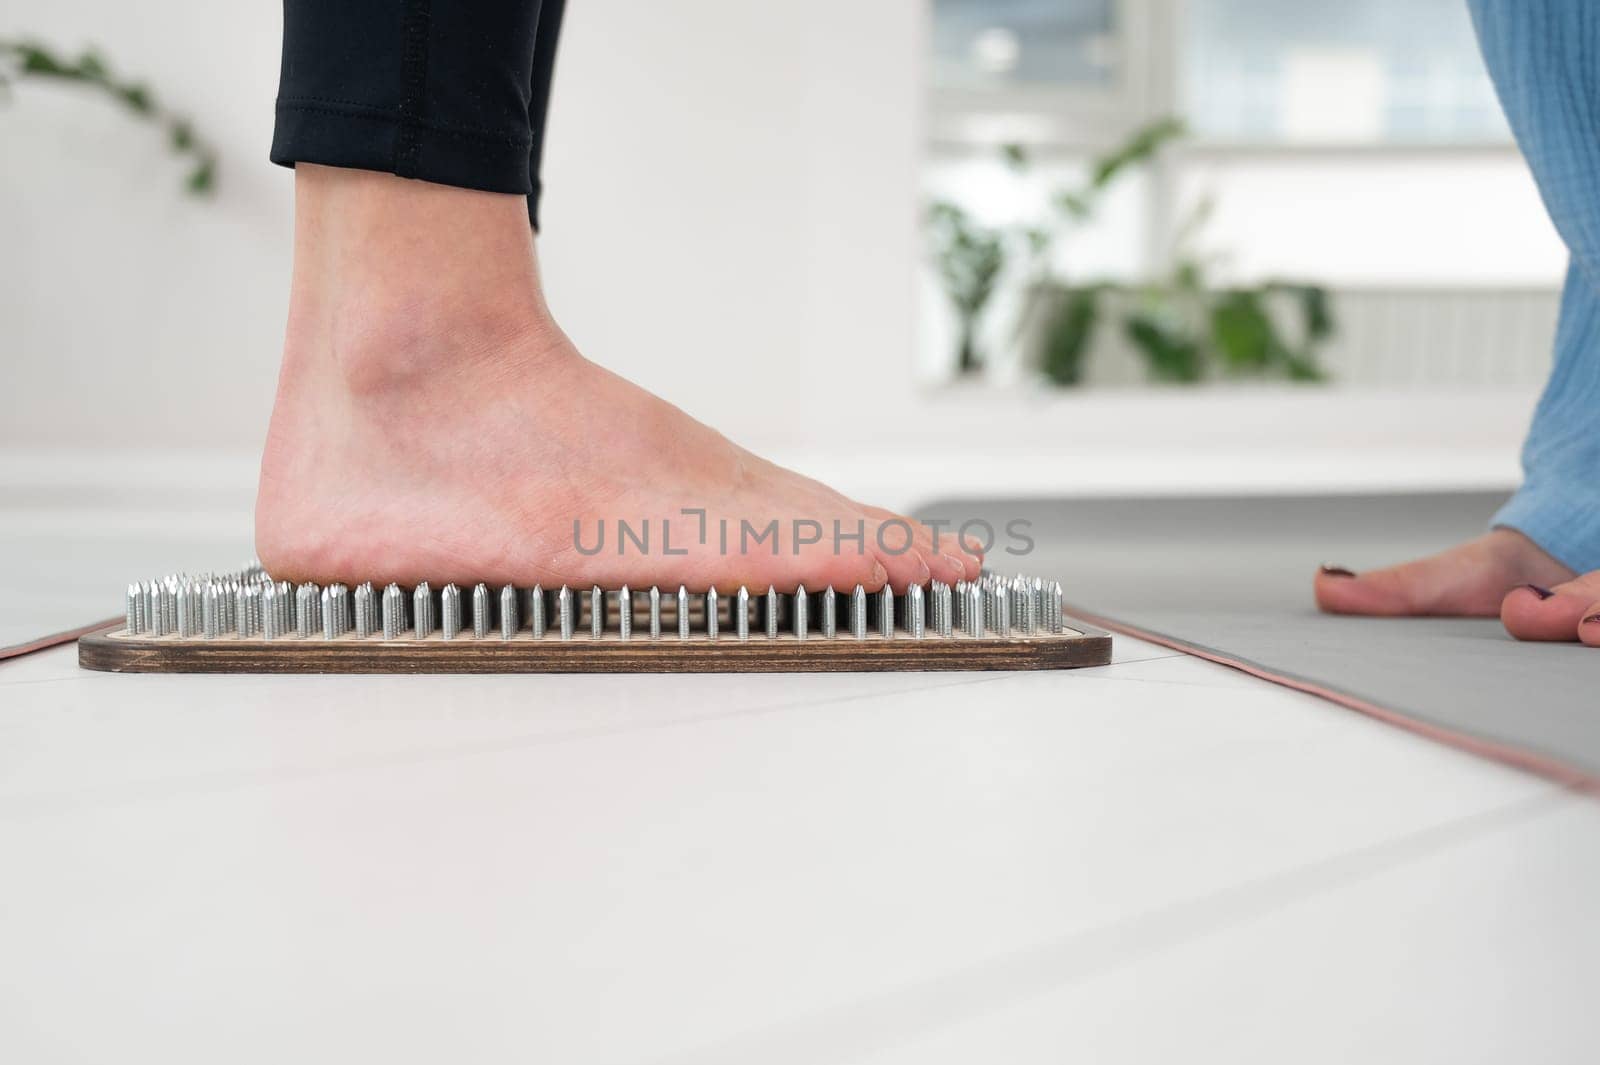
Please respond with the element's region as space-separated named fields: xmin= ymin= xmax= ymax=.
xmin=0 ymin=0 xmax=1562 ymax=520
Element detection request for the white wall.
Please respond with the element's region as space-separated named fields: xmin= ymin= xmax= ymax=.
xmin=0 ymin=0 xmax=924 ymax=454
xmin=1171 ymin=151 xmax=1565 ymax=287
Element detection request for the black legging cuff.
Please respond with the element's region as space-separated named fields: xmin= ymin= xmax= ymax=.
xmin=270 ymin=0 xmax=564 ymax=231
xmin=270 ymin=101 xmax=535 ymax=197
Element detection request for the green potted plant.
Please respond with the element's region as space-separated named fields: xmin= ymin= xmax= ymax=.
xmin=928 ymin=116 xmax=1336 ymax=387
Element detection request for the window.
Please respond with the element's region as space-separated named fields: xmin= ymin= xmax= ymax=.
xmin=921 ymin=1 xmax=1562 ymax=390
xmin=929 ymin=0 xmax=1509 ymax=148
xmin=932 ymin=0 xmax=1119 ymax=91
xmin=1182 ymin=0 xmax=1508 ymax=145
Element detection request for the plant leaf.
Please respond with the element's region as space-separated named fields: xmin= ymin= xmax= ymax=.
xmin=186 ymin=157 xmax=216 ymax=195
xmin=1089 ymin=116 xmax=1186 ymax=189
xmin=1041 ymin=288 xmax=1099 ymax=386
xmin=119 ymin=82 xmax=152 ymax=113
xmin=1125 ymin=309 xmax=1204 ymax=383
xmin=1209 ymin=291 xmax=1278 ymax=373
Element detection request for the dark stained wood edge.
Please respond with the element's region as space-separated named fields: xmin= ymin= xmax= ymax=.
xmin=78 ymin=620 xmax=1112 ymax=674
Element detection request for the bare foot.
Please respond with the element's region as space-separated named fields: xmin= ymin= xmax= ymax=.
xmin=256 ymin=166 xmax=981 ymax=592
xmin=1313 ymin=528 xmax=1574 ymax=617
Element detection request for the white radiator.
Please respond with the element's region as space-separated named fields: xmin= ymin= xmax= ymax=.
xmin=1016 ymin=285 xmax=1561 ymax=388
xmin=1317 ymin=287 xmax=1558 ymax=388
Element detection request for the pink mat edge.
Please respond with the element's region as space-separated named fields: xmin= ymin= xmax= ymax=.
xmin=0 ymin=617 xmax=121 ymax=663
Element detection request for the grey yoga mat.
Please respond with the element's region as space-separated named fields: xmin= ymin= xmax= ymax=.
xmin=919 ymin=493 xmax=1600 ymax=789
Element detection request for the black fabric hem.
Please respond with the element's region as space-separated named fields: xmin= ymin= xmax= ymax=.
xmin=270 ymin=102 xmax=534 ymax=196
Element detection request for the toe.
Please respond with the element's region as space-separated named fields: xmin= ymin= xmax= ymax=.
xmin=1579 ymin=603 xmax=1600 ymax=647
xmin=940 ymin=533 xmax=984 ymax=579
xmin=1501 ymin=571 xmax=1600 ymax=642
xmin=861 ymin=506 xmax=962 ymax=585
xmin=936 ymin=550 xmax=975 ymax=582
xmin=777 ymin=547 xmax=886 ymax=596
xmin=863 ymin=516 xmax=931 ymax=590
xmin=1314 ymin=562 xmax=1434 ymax=616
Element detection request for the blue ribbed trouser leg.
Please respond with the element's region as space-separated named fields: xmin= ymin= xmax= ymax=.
xmin=1471 ymin=0 xmax=1600 ymax=572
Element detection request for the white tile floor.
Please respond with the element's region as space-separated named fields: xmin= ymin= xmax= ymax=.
xmin=2 ymin=505 xmax=1597 ymax=1062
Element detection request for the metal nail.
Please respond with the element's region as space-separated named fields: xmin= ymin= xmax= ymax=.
xmin=202 ymin=582 xmax=221 ymax=639
xmin=528 ymin=584 xmax=545 ymax=638
xmin=276 ymin=581 xmax=292 ymax=636
xmin=147 ymin=581 xmax=166 ymax=637
xmin=382 ymin=583 xmax=404 ymax=640
xmin=850 ymin=585 xmax=867 ymax=639
xmin=908 ymin=584 xmax=925 ymax=638
xmin=821 ymin=586 xmax=837 ymax=638
xmin=765 ymin=586 xmax=780 ymax=639
xmin=879 ymin=587 xmax=893 ymax=639
xmin=321 ymin=585 xmax=340 ymax=640
xmin=240 ymin=584 xmax=262 ymax=638
xmin=471 ymin=583 xmax=490 ymax=639
xmin=794 ymin=585 xmax=808 ymax=641
xmin=590 ymin=585 xmax=605 ymax=639
xmin=248 ymin=581 xmax=261 ymax=638
xmin=678 ymin=586 xmax=690 ymax=640
xmin=125 ymin=583 xmax=141 ymax=635
xmin=705 ymin=588 xmax=720 ymax=641
xmin=413 ymin=582 xmax=434 ymax=639
xmin=355 ymin=583 xmax=377 ymax=638
xmin=558 ymin=585 xmax=574 ymax=640
xmin=161 ymin=579 xmax=177 ymax=637
xmin=260 ymin=583 xmax=280 ymax=640
xmin=296 ymin=583 xmax=319 ymax=639
xmin=441 ymin=583 xmax=462 ymax=640
xmin=619 ymin=585 xmax=633 ymax=640
xmin=176 ymin=581 xmax=195 ymax=638
xmin=650 ymin=586 xmax=662 ymax=640
xmin=736 ymin=586 xmax=750 ymax=641
xmin=500 ymin=584 xmax=519 ymax=640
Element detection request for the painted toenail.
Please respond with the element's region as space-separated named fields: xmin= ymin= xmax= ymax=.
xmin=1583 ymin=614 xmax=1600 ymax=626
xmin=1320 ymin=564 xmax=1356 ymax=578
xmin=1523 ymin=584 xmax=1555 ymax=600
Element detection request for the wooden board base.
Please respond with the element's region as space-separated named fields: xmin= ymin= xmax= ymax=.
xmin=78 ymin=620 xmax=1111 ymax=674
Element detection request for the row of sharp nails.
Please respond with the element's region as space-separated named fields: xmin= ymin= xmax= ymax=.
xmin=125 ymin=565 xmax=1066 ymax=642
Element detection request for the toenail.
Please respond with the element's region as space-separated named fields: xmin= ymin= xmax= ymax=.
xmin=1522 ymin=584 xmax=1555 ymax=600
xmin=1583 ymin=614 xmax=1600 ymax=626
xmin=1320 ymin=564 xmax=1356 ymax=578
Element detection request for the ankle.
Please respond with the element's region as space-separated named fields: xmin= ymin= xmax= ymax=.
xmin=311 ymin=288 xmax=560 ymax=401
xmin=282 ymin=165 xmax=565 ymax=400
